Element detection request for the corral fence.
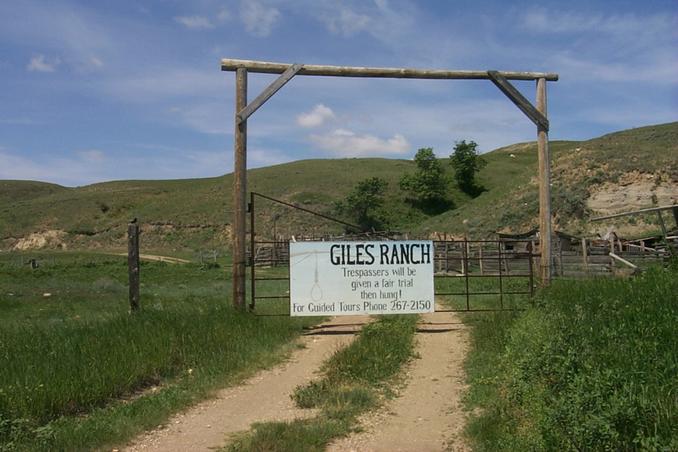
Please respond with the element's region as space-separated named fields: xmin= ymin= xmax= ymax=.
xmin=247 ymin=192 xmax=535 ymax=314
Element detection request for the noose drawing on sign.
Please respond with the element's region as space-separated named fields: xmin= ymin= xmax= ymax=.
xmin=311 ymin=251 xmax=323 ymax=301
xmin=290 ymin=248 xmax=327 ymax=302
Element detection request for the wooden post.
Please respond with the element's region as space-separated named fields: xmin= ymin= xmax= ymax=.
xmin=527 ymin=241 xmax=534 ymax=296
xmin=530 ymin=240 xmax=537 ymax=278
xmin=497 ymin=240 xmax=504 ymax=309
xmin=536 ymin=78 xmax=552 ymax=285
xmin=478 ymin=244 xmax=484 ymax=275
xmin=250 ymin=192 xmax=256 ymax=310
xmin=581 ymin=238 xmax=588 ymax=272
xmin=232 ymin=67 xmax=248 ymax=310
xmin=657 ymin=210 xmax=669 ymax=244
xmin=127 ymin=221 xmax=140 ymax=312
xmin=444 ymin=233 xmax=449 ymax=273
xmin=463 ymin=238 xmax=470 ymax=310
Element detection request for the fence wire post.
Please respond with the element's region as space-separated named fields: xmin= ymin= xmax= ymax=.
xmin=463 ymin=239 xmax=470 ymax=311
xmin=250 ymin=191 xmax=256 ymax=311
xmin=128 ymin=220 xmax=140 ymax=312
xmin=528 ymin=241 xmax=535 ymax=297
xmin=498 ymin=240 xmax=504 ymax=310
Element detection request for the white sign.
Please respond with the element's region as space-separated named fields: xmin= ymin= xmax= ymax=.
xmin=290 ymin=240 xmax=434 ymax=316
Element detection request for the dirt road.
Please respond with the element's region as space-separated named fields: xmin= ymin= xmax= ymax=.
xmin=126 ymin=310 xmax=470 ymax=451
xmin=328 ymin=311 xmax=470 ymax=452
xmin=125 ymin=316 xmax=371 ymax=452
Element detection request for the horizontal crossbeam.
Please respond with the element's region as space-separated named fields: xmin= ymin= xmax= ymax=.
xmin=222 ymin=58 xmax=559 ymax=81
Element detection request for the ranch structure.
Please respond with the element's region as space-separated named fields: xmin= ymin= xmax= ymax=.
xmin=220 ymin=58 xmax=559 ymax=310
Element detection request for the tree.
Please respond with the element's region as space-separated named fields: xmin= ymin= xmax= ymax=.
xmin=399 ymin=148 xmax=451 ymax=212
xmin=335 ymin=177 xmax=389 ymax=231
xmin=450 ymin=140 xmax=486 ymax=196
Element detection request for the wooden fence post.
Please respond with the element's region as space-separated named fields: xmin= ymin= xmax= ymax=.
xmin=128 ymin=221 xmax=140 ymax=312
xmin=479 ymin=245 xmax=484 ymax=275
xmin=536 ymin=77 xmax=552 ymax=285
xmin=232 ymin=67 xmax=248 ymax=310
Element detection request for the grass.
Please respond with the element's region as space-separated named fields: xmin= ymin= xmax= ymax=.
xmin=0 ymin=252 xmax=318 ymax=451
xmin=463 ymin=264 xmax=678 ymax=450
xmin=225 ymin=315 xmax=418 ymax=451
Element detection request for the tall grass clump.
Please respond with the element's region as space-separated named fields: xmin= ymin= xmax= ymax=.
xmin=0 ymin=301 xmax=312 ymax=450
xmin=466 ymin=265 xmax=678 ymax=450
xmin=227 ymin=315 xmax=418 ymax=451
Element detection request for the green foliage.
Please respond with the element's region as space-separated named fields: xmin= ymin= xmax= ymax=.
xmin=399 ymin=148 xmax=452 ymax=213
xmin=449 ymin=140 xmax=487 ymax=196
xmin=465 ymin=267 xmax=678 ymax=450
xmin=335 ymin=177 xmax=389 ymax=231
xmin=552 ymin=181 xmax=590 ymax=220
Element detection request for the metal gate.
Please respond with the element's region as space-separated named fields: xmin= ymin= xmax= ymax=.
xmin=248 ymin=192 xmax=535 ymax=314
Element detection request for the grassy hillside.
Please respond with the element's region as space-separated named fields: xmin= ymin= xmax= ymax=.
xmin=419 ymin=122 xmax=677 ymax=236
xmin=1 ymin=122 xmax=676 ymax=253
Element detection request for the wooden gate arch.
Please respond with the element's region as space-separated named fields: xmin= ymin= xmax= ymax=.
xmin=220 ymin=58 xmax=558 ymax=309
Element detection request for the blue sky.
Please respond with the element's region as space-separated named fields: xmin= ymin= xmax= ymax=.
xmin=0 ymin=0 xmax=676 ymax=186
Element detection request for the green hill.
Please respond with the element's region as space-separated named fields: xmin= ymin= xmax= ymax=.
xmin=1 ymin=122 xmax=676 ymax=254
xmin=426 ymin=121 xmax=677 ymax=237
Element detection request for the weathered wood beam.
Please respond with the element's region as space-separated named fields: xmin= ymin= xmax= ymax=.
xmin=232 ymin=68 xmax=247 ymax=310
xmin=536 ymin=77 xmax=552 ymax=285
xmin=237 ymin=63 xmax=302 ymax=124
xmin=221 ymin=58 xmax=559 ymax=81
xmin=488 ymin=71 xmax=549 ymax=131
xmin=609 ymin=252 xmax=638 ymax=269
xmin=591 ymin=204 xmax=678 ymax=221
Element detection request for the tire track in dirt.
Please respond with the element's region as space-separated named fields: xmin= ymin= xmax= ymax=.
xmin=125 ymin=316 xmax=371 ymax=452
xmin=328 ymin=310 xmax=470 ymax=452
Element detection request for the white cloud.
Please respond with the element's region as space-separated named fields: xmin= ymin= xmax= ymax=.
xmin=322 ymin=7 xmax=371 ymax=37
xmin=249 ymin=147 xmax=293 ymax=168
xmin=168 ymin=102 xmax=231 ymax=135
xmin=217 ymin=8 xmax=230 ymax=22
xmin=77 ymin=149 xmax=106 ymax=162
xmin=310 ymin=129 xmax=410 ymax=156
xmin=27 ymin=54 xmax=60 ymax=72
xmin=88 ymin=56 xmax=104 ymax=68
xmin=522 ymin=10 xmax=676 ymax=35
xmin=174 ymin=15 xmax=214 ymax=30
xmin=551 ymin=53 xmax=678 ymax=84
xmin=240 ymin=1 xmax=280 ymax=37
xmin=296 ymin=104 xmax=335 ymax=128
xmin=0 ymin=117 xmax=38 ymax=125
xmin=4 ymin=3 xmax=116 ymax=72
xmin=104 ymin=69 xmax=228 ymax=102
xmin=0 ymin=148 xmax=232 ymax=186
xmin=299 ymin=0 xmax=415 ymax=43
